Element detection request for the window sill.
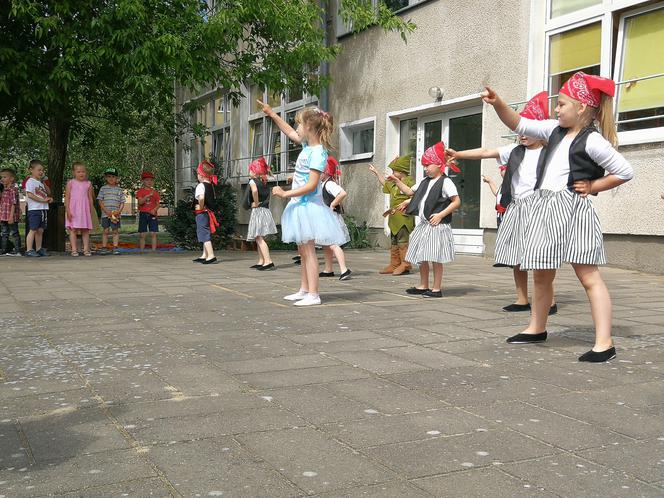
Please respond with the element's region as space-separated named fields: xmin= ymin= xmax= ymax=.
xmin=618 ymin=128 xmax=664 ymax=147
xmin=340 ymin=152 xmax=374 ymax=163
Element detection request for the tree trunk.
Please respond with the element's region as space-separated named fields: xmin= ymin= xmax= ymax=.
xmin=46 ymin=116 xmax=71 ymax=252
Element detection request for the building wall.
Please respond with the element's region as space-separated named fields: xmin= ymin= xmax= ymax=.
xmin=328 ymin=0 xmax=533 ymax=232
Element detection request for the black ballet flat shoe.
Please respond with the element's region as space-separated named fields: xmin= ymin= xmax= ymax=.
xmin=258 ymin=263 xmax=275 ymax=271
xmin=339 ymin=269 xmax=352 ymax=281
xmin=193 ymin=257 xmax=206 ymax=263
xmin=319 ymin=271 xmax=335 ymax=277
xmin=549 ymin=304 xmax=558 ymax=316
xmin=506 ymin=331 xmax=548 ymax=344
xmin=250 ymin=264 xmax=262 ymax=269
xmin=503 ymin=303 xmax=531 ymax=312
xmin=493 ymin=263 xmax=513 ymax=268
xmin=406 ymin=287 xmax=430 ymax=295
xmin=202 ymin=257 xmax=218 ymax=265
xmin=292 ymin=255 xmax=301 ymax=261
xmin=422 ymin=290 xmax=442 ymax=298
xmin=578 ymin=347 xmax=616 ymax=363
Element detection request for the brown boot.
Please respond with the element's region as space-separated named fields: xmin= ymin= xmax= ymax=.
xmin=392 ymin=244 xmax=412 ymax=275
xmin=379 ymin=245 xmax=400 ymax=274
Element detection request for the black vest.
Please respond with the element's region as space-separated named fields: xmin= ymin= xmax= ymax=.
xmin=499 ymin=144 xmax=526 ymax=209
xmin=243 ymin=179 xmax=270 ymax=210
xmin=194 ymin=182 xmax=216 ymax=211
xmin=322 ymin=179 xmax=343 ymax=213
xmin=534 ymin=125 xmax=605 ymax=191
xmin=406 ymin=175 xmax=453 ymax=224
xmin=204 ymin=183 xmax=216 ymax=211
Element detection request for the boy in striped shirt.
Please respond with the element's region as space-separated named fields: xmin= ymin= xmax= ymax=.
xmin=97 ymin=167 xmax=125 ymax=254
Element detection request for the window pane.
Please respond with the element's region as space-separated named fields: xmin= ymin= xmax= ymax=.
xmin=399 ymin=118 xmax=417 ymax=177
xmin=286 ymin=110 xmax=302 ymax=168
xmin=424 ymin=120 xmax=442 ymax=149
xmin=267 ymin=120 xmax=282 ymax=172
xmin=250 ymin=120 xmax=263 ymax=160
xmin=352 ymin=127 xmax=374 ymax=155
xmin=384 ymin=0 xmax=409 ymax=11
xmin=549 ymin=22 xmax=600 ymax=75
xmin=288 ymin=87 xmax=303 ymax=103
xmin=216 ymin=97 xmax=226 ymax=125
xmin=550 ymin=0 xmax=600 ymax=18
xmin=617 ymin=8 xmax=664 ymax=119
xmin=548 ymin=23 xmax=601 ymax=98
xmin=250 ymin=85 xmax=264 ymax=114
xmin=268 ymin=90 xmax=282 ymax=108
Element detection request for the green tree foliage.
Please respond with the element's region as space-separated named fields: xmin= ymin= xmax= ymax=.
xmin=0 ymin=0 xmax=414 ymax=249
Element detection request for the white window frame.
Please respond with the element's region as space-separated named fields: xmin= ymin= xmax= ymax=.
xmin=536 ymin=0 xmax=664 ymax=146
xmin=339 ymin=116 xmax=376 ymax=162
xmin=613 ymin=1 xmax=664 ymax=145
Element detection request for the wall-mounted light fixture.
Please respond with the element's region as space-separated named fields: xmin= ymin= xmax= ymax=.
xmin=428 ymin=86 xmax=443 ymax=101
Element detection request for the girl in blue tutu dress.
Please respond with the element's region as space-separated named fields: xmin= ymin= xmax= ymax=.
xmin=258 ymin=101 xmax=347 ymax=306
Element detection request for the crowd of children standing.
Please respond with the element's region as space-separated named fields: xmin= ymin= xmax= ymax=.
xmin=0 ymin=161 xmax=161 ymax=257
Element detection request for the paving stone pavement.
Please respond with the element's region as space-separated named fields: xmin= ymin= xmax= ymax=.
xmin=1 ymin=250 xmax=663 ymax=497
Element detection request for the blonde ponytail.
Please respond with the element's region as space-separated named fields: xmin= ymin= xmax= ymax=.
xmin=597 ymin=94 xmax=618 ymax=147
xmin=297 ymin=107 xmax=335 ymax=151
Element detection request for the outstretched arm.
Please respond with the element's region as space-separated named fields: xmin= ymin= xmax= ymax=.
xmin=482 ymin=87 xmax=521 ymax=131
xmin=387 ymin=175 xmax=414 ymax=196
xmin=482 ymin=175 xmax=498 ymax=196
xmin=368 ymin=164 xmax=386 ymax=186
xmin=446 ymin=147 xmax=500 ymax=162
xmin=257 ymin=100 xmax=301 ymax=144
xmin=330 ymin=189 xmax=348 ymax=210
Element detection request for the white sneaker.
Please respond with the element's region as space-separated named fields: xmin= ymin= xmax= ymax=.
xmin=284 ymin=290 xmax=307 ymax=301
xmin=294 ymin=294 xmax=321 ymax=306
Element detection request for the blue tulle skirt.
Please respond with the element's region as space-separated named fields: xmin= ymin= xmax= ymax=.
xmin=281 ymin=199 xmax=348 ymax=246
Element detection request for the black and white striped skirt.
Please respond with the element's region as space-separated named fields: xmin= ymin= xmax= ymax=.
xmin=520 ymin=189 xmax=606 ymax=270
xmin=247 ymin=207 xmax=277 ymax=241
xmin=405 ymin=221 xmax=455 ymax=264
xmin=494 ymin=196 xmax=530 ymax=267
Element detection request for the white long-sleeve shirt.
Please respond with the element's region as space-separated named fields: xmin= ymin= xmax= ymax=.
xmin=514 ymin=118 xmax=634 ymax=192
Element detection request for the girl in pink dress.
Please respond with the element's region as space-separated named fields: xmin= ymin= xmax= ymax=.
xmin=65 ymin=162 xmax=95 ymax=256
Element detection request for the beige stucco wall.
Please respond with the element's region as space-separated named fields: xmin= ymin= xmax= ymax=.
xmin=328 ymin=0 xmax=533 ymax=232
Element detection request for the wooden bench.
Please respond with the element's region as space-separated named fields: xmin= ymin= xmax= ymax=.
xmin=230 ymin=235 xmax=256 ymax=252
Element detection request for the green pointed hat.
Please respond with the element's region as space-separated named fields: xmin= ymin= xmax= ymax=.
xmin=388 ymin=155 xmax=411 ymax=174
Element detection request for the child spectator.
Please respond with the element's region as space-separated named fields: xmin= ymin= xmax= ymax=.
xmin=0 ymin=168 xmax=21 ymax=256
xmin=97 ymin=167 xmax=125 ymax=255
xmin=24 ymin=160 xmax=53 ymax=257
xmin=65 ymin=162 xmax=94 ymax=256
xmin=136 ymin=171 xmax=160 ymax=252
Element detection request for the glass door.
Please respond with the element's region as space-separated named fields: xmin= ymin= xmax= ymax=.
xmin=416 ymin=114 xmax=444 ymax=180
xmin=444 ymin=108 xmax=482 ymax=229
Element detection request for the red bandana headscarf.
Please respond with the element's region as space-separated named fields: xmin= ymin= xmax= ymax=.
xmin=559 ymin=71 xmax=615 ymax=108
xmin=197 ymin=160 xmax=218 ymax=185
xmin=249 ymin=157 xmax=269 ymax=184
xmin=421 ymin=141 xmax=460 ymax=173
xmin=324 ymin=156 xmax=341 ymax=180
xmin=520 ymin=91 xmax=550 ymax=120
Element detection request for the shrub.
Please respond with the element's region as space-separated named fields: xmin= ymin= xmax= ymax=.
xmin=343 ymin=215 xmax=373 ymax=249
xmin=165 ymin=180 xmax=237 ymax=250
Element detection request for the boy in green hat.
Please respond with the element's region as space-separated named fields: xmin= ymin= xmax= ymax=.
xmin=369 ymin=155 xmax=415 ymax=275
xmin=97 ymin=167 xmax=125 ymax=254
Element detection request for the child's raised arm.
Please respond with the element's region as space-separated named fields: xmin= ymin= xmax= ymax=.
xmin=368 ymin=164 xmax=386 ymax=186
xmin=387 ymin=175 xmax=414 ymax=197
xmin=258 ymin=100 xmax=301 ymax=145
xmin=446 ymin=147 xmax=500 ymax=163
xmin=482 ymin=87 xmax=521 ymax=131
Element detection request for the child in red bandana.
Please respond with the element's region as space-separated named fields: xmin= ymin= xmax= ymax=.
xmin=482 ymin=72 xmax=634 ymax=363
xmin=193 ymin=160 xmax=219 ymax=265
xmin=245 ymin=157 xmax=277 ymax=271
xmin=136 ymin=171 xmax=160 ymax=252
xmin=390 ymin=141 xmax=461 ymax=299
xmin=447 ymin=92 xmax=556 ymax=315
